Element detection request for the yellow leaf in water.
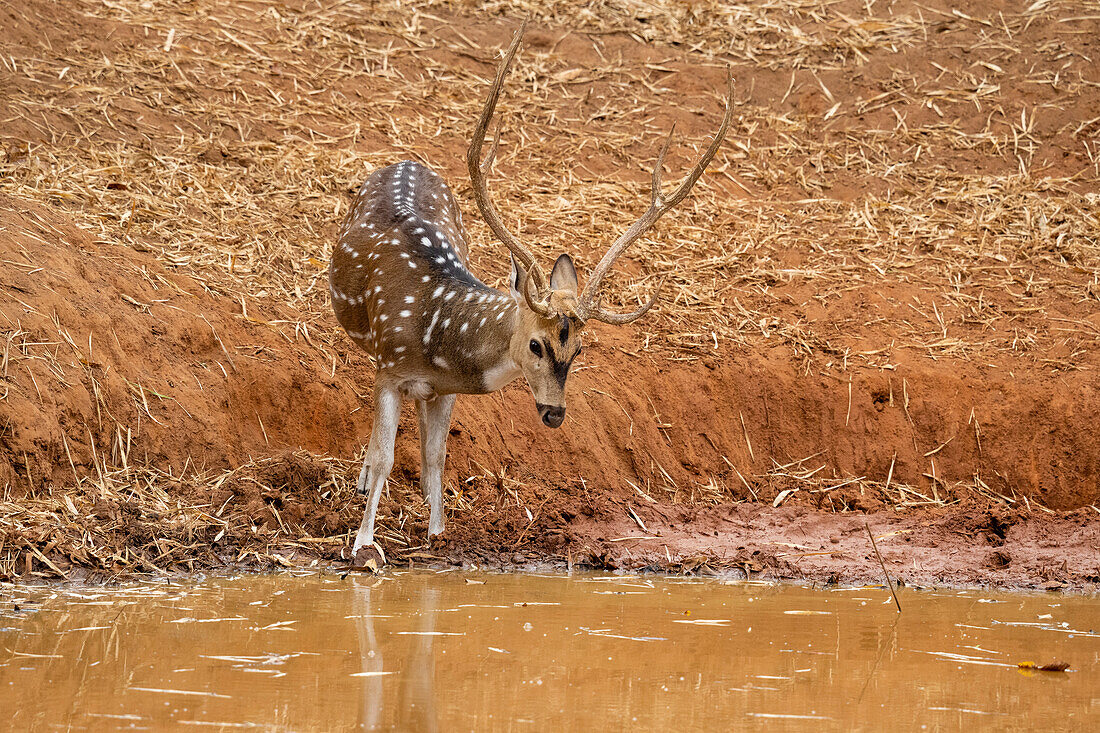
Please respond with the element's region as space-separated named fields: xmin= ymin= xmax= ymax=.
xmin=1017 ymin=661 xmax=1070 ymax=672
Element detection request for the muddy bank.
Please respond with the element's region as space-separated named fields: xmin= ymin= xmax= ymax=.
xmin=2 ymin=450 xmax=1096 ymax=592
xmin=546 ymin=501 xmax=1100 ymax=592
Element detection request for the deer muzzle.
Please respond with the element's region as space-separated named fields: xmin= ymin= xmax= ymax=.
xmin=537 ymin=403 xmax=565 ymax=428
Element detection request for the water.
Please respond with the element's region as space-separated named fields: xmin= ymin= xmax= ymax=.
xmin=1 ymin=571 xmax=1097 ymax=731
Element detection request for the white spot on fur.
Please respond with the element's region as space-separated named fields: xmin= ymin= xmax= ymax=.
xmin=423 ymin=310 xmax=441 ymax=345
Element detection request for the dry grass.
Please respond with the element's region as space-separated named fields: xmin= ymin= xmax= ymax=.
xmin=0 ymin=441 xmax=1045 ymax=581
xmin=0 ymin=449 xmax=497 ymax=581
xmin=2 ymin=0 xmax=1096 ymax=373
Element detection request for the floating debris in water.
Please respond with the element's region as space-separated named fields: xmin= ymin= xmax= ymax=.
xmin=746 ymin=713 xmax=832 ymax=720
xmin=577 ymin=627 xmax=667 ymax=642
xmin=1017 ymin=661 xmax=1071 ymax=672
xmin=927 ymin=707 xmax=1004 ymax=716
xmin=920 ymin=651 xmax=1015 ymax=668
xmin=129 ymin=687 xmax=231 ymax=699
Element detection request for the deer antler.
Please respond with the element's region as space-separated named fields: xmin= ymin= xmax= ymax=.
xmin=576 ymin=68 xmax=736 ymax=325
xmin=466 ymin=18 xmax=553 ymax=317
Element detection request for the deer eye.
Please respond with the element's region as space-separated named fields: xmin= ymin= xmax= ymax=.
xmin=529 ymin=340 xmax=543 ymax=358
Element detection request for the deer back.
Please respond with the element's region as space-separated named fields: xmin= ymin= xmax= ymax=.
xmin=329 ymin=161 xmax=517 ymax=395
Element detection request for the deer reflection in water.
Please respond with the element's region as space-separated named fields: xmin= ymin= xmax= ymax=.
xmin=353 ymin=577 xmax=440 ymax=732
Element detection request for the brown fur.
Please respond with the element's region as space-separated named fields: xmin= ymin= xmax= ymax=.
xmin=329 ymin=161 xmax=584 ymax=423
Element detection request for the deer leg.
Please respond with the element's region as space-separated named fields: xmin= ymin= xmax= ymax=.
xmin=416 ymin=393 xmax=455 ymax=538
xmin=355 ymin=453 xmax=371 ymax=496
xmin=416 ymin=401 xmax=431 ymax=501
xmin=354 ymin=385 xmax=402 ymax=554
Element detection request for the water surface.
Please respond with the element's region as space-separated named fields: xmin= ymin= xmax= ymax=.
xmin=1 ymin=571 xmax=1097 ymax=730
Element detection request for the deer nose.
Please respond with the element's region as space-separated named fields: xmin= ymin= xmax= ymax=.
xmin=537 ymin=404 xmax=565 ymax=428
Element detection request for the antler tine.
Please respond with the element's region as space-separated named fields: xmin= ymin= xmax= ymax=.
xmin=466 ymin=17 xmax=552 ymax=317
xmin=586 ymin=275 xmax=668 ymax=325
xmin=578 ymin=68 xmax=736 ymax=324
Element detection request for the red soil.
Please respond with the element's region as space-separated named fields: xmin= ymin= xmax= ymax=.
xmin=1 ymin=0 xmax=1097 ymax=588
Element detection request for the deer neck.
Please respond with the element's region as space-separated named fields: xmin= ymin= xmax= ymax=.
xmin=473 ymin=291 xmax=522 ymax=393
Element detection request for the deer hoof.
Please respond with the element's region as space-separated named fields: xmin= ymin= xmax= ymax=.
xmin=352 ymin=542 xmax=386 ymax=568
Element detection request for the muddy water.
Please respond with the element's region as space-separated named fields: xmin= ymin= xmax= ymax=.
xmin=1 ymin=572 xmax=1097 ymax=731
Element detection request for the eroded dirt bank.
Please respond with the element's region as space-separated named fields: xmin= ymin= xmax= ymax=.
xmin=1 ymin=0 xmax=1098 ymax=587
xmin=1 ymin=196 xmax=1097 ymax=589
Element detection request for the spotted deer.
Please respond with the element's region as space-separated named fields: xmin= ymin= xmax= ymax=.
xmin=329 ymin=20 xmax=734 ymax=556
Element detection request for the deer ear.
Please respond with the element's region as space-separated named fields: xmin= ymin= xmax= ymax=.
xmin=550 ymin=254 xmax=579 ymax=293
xmin=508 ymin=254 xmax=527 ymax=303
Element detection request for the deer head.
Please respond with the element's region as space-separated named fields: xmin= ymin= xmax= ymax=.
xmin=467 ymin=18 xmax=734 ymax=428
xmin=506 ymin=253 xmax=583 ymax=427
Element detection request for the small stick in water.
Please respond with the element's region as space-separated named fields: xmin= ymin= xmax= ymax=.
xmin=865 ymin=521 xmax=901 ymax=613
